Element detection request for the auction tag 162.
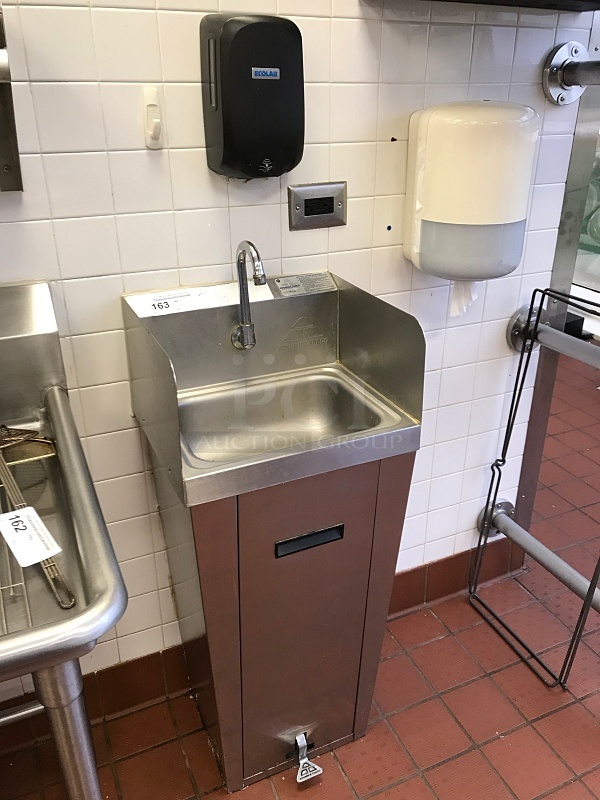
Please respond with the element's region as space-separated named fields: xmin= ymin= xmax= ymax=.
xmin=0 ymin=507 xmax=61 ymax=568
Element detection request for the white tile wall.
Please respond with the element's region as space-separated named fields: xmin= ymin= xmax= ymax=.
xmin=0 ymin=0 xmax=587 ymax=686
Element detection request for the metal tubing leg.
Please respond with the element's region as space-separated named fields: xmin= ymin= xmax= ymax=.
xmin=33 ymin=659 xmax=101 ymax=800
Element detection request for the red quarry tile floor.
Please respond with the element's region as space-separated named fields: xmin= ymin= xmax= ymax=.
xmin=1 ymin=353 xmax=598 ymax=799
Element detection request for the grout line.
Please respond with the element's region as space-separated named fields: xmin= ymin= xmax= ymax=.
xmin=330 ymin=748 xmax=361 ymax=800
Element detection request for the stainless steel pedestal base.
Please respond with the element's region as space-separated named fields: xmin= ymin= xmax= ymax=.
xmin=33 ymin=659 xmax=101 ymax=800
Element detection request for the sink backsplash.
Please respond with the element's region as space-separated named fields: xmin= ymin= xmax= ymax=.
xmin=136 ymin=283 xmax=339 ymax=390
xmin=0 ymin=0 xmax=586 ymax=690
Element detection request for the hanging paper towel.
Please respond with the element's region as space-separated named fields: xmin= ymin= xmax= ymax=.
xmin=450 ymin=281 xmax=478 ymax=317
xmin=403 ymin=101 xmax=540 ymax=315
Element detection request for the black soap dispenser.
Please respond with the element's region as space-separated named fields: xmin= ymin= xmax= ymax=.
xmin=200 ymin=14 xmax=305 ymax=179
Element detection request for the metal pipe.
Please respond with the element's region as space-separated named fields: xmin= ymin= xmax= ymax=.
xmin=231 ymin=240 xmax=266 ymax=350
xmin=535 ymin=324 xmax=600 ymax=370
xmin=492 ymin=507 xmax=600 ymax=613
xmin=44 ymin=386 xmax=127 ymax=610
xmin=0 ymin=700 xmax=44 ymax=728
xmin=508 ymin=305 xmax=600 ymax=369
xmin=236 ymin=246 xmax=252 ymax=328
xmin=34 ymin=659 xmax=101 ymax=800
xmin=562 ymin=58 xmax=600 ymax=88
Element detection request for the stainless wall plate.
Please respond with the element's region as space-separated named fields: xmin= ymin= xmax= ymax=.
xmin=288 ymin=182 xmax=347 ymax=231
xmin=543 ymin=41 xmax=589 ymax=105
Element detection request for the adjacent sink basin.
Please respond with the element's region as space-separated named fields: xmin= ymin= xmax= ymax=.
xmin=123 ymin=272 xmax=425 ymax=505
xmin=0 ymin=283 xmax=126 ymax=682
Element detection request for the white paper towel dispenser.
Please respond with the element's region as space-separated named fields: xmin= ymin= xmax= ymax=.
xmin=403 ymin=101 xmax=540 ymax=283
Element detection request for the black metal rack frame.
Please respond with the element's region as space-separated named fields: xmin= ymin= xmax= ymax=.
xmin=469 ymin=288 xmax=600 ymax=688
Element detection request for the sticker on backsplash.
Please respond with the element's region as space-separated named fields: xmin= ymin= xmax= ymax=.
xmin=127 ymin=282 xmax=273 ymax=317
xmin=272 ymin=273 xmax=336 ymax=298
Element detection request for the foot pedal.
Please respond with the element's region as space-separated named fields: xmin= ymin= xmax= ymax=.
xmin=295 ymin=733 xmax=322 ymax=783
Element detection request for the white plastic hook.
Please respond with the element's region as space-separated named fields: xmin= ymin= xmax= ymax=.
xmin=143 ymin=86 xmax=163 ymax=149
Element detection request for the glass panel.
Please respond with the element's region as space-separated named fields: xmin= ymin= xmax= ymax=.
xmin=572 ymin=132 xmax=600 ymax=337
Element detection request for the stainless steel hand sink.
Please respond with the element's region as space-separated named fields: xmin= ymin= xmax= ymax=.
xmin=124 ymin=272 xmax=425 ymax=505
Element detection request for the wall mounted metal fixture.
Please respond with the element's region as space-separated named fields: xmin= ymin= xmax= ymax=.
xmin=0 ymin=8 xmax=22 ymax=192
xmin=543 ymin=41 xmax=600 ymax=105
xmin=470 ymin=288 xmax=600 ymax=689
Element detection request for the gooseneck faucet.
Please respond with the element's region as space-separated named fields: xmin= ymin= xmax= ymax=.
xmin=231 ymin=240 xmax=266 ymax=350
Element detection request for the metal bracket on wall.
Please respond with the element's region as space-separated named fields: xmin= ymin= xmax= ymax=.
xmin=0 ymin=8 xmax=22 ymax=192
xmin=543 ymin=41 xmax=600 ymax=105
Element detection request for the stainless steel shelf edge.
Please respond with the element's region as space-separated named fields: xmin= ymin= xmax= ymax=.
xmin=182 ymin=424 xmax=421 ymax=506
xmin=0 ymin=387 xmax=127 ymax=682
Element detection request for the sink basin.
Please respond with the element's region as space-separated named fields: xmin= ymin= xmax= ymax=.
xmin=0 ymin=283 xmax=126 ymax=682
xmin=123 ymin=272 xmax=425 ymax=505
xmin=179 ymin=363 xmax=407 ymax=463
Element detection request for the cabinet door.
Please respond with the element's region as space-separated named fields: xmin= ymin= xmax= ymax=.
xmin=238 ymin=462 xmax=379 ymax=779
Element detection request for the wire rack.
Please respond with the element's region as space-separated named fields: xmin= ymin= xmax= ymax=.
xmin=469 ymin=287 xmax=600 ymax=688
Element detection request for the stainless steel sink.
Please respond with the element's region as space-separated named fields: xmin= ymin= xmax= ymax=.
xmin=179 ymin=364 xmax=406 ymax=463
xmin=0 ymin=283 xmax=127 ymax=800
xmin=124 ymin=272 xmax=425 ymax=505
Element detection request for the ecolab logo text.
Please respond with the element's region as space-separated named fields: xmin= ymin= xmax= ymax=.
xmin=251 ymin=67 xmax=280 ymax=80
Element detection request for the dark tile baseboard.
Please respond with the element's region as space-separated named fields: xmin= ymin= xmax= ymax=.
xmin=0 ymin=645 xmax=191 ymax=755
xmin=89 ymin=644 xmax=190 ymax=721
xmin=388 ymin=537 xmax=524 ymax=617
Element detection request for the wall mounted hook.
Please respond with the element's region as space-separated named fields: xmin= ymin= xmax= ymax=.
xmin=143 ymin=86 xmax=163 ymax=150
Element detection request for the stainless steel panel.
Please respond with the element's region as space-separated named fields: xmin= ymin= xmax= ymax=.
xmin=182 ymin=423 xmax=420 ymax=506
xmin=0 ymin=284 xmax=65 ymax=425
xmin=123 ymin=301 xmax=183 ymax=500
xmin=337 ymin=276 xmax=424 ymax=423
xmin=238 ymin=462 xmax=379 ymax=780
xmin=190 ymin=497 xmax=243 ymax=790
xmin=139 ymin=285 xmax=339 ymax=389
xmin=147 ymin=446 xmax=204 ymax=646
xmin=354 ymin=452 xmax=415 ymax=736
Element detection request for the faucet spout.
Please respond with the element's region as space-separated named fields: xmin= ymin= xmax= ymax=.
xmin=231 ymin=240 xmax=266 ymax=350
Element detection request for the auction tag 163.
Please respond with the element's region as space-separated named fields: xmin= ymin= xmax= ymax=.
xmin=0 ymin=507 xmax=62 ymax=568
